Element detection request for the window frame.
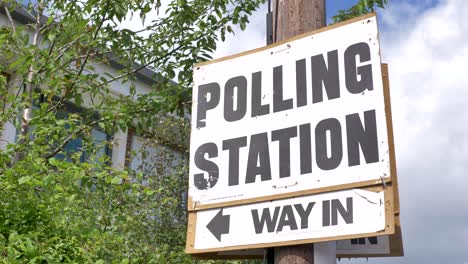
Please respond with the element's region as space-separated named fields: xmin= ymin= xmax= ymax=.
xmin=28 ymin=93 xmax=113 ymax=163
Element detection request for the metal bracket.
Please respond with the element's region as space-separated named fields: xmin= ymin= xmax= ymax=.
xmin=380 ymin=176 xmax=388 ymax=188
xmin=266 ymin=11 xmax=273 ymax=45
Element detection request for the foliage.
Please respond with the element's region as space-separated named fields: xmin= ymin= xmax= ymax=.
xmin=0 ymin=0 xmax=264 ymax=262
xmin=0 ymin=153 xmax=191 ymax=263
xmin=333 ymin=0 xmax=388 ymax=23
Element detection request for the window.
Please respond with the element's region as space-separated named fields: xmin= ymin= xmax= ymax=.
xmin=56 ymin=102 xmax=111 ymax=163
xmin=0 ymin=73 xmax=14 ymax=150
xmin=24 ymin=94 xmax=112 ymax=163
xmin=125 ymin=128 xmax=188 ymax=215
xmin=0 ymin=73 xmax=8 ymax=113
xmin=126 ymin=128 xmax=182 ymax=178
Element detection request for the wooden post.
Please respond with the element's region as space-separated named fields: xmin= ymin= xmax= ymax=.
xmin=270 ymin=0 xmax=333 ymax=263
xmin=272 ymin=0 xmax=325 ymax=42
xmin=274 ymin=244 xmax=314 ymax=263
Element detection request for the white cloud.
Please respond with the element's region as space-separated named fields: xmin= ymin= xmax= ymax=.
xmin=118 ymin=2 xmax=268 ymax=55
xmin=342 ymin=0 xmax=468 ymax=262
xmin=211 ymin=3 xmax=268 ymax=59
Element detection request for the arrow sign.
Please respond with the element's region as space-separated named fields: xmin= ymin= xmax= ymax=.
xmin=188 ymin=188 xmax=393 ymax=253
xmin=206 ymin=209 xmax=230 ymax=242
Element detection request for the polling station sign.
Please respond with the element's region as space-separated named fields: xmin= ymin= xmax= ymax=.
xmin=186 ymin=187 xmax=395 ymax=254
xmin=188 ymin=13 xmax=393 ymax=211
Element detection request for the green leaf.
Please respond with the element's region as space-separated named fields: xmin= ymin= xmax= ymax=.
xmin=18 ymin=176 xmax=31 ymax=185
xmin=49 ymin=158 xmax=60 ymax=167
xmin=111 ymin=176 xmax=122 ymax=185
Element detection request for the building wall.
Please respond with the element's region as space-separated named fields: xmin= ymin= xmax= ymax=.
xmin=0 ymin=12 xmax=185 ymax=175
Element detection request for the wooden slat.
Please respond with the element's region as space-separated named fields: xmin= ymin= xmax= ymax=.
xmin=185 ymin=185 xmax=395 ymax=254
xmin=188 ymin=177 xmax=391 ymax=211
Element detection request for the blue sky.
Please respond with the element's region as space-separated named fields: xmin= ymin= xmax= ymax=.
xmin=326 ymin=0 xmax=440 ymax=22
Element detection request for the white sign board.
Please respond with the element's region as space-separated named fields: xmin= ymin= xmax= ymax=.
xmin=192 ymin=236 xmax=393 ymax=258
xmin=337 ymin=236 xmax=390 ymax=255
xmin=188 ymin=14 xmax=389 ymax=210
xmin=187 ymin=189 xmax=386 ymax=253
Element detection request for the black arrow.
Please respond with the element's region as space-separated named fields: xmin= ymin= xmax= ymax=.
xmin=206 ymin=209 xmax=230 ymax=242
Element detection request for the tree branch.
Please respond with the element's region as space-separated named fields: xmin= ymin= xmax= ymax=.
xmin=76 ymin=0 xmax=110 ymax=77
xmin=14 ymin=1 xmax=44 ymax=162
xmin=3 ymin=5 xmax=16 ymax=33
xmin=47 ymin=0 xmax=111 ymax=114
xmin=43 ymin=118 xmax=102 ymax=160
xmin=96 ymin=42 xmax=187 ymax=88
